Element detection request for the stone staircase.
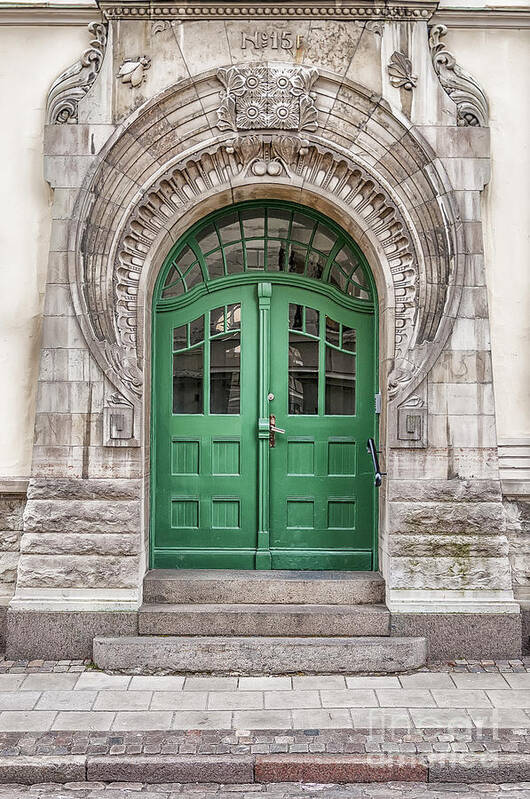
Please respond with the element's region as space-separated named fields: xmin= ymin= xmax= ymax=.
xmin=93 ymin=570 xmax=427 ymax=673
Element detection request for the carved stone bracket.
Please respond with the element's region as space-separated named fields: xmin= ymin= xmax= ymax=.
xmin=429 ymin=24 xmax=489 ymax=127
xmin=225 ymin=134 xmax=309 ymax=178
xmin=387 ymin=51 xmax=417 ymax=91
xmin=46 ymin=21 xmax=108 ymax=124
xmin=216 ymin=65 xmax=318 ymax=133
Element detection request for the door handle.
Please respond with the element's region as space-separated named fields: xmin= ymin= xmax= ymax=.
xmin=269 ymin=414 xmax=285 ymax=448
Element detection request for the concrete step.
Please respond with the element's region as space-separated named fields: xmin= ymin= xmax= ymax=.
xmin=138 ymin=603 xmax=390 ymax=637
xmin=93 ymin=635 xmax=426 ymax=674
xmin=143 ymin=569 xmax=385 ymax=606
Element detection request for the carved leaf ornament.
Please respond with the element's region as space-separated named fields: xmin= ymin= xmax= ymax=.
xmin=47 ymin=22 xmax=107 ymax=124
xmin=429 ymin=24 xmax=488 ymax=127
xmin=387 ymin=51 xmax=417 ymax=91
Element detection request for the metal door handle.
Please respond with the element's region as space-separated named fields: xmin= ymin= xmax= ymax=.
xmin=269 ymin=414 xmax=285 ymax=447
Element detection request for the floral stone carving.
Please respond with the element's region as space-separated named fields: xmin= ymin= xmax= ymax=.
xmin=216 ymin=64 xmax=318 ymax=132
xmin=46 ymin=22 xmax=107 ymax=124
xmin=429 ymin=24 xmax=488 ymax=127
xmin=387 ymin=51 xmax=417 ymax=90
xmin=117 ymin=57 xmax=151 ymax=88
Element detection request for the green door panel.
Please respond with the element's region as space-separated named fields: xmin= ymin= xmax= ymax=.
xmin=151 ymin=201 xmax=378 ymax=571
xmin=152 ymin=286 xmax=259 ymax=568
xmin=268 ymin=286 xmax=375 ymax=570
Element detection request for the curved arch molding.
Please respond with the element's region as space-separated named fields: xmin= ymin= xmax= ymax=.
xmin=69 ymin=67 xmax=465 ymax=432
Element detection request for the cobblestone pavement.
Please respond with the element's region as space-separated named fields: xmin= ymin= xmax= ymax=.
xmin=1 ymin=658 xmax=529 ymax=676
xmin=1 ymin=782 xmax=530 ymax=798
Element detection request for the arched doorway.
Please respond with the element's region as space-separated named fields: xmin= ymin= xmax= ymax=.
xmin=151 ymin=200 xmax=378 ymax=570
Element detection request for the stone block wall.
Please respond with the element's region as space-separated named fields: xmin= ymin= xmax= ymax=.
xmin=0 ymin=482 xmax=26 ymax=648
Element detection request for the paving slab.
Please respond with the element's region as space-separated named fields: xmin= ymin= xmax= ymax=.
xmin=112 ymin=711 xmax=173 ymax=731
xmin=20 ymin=674 xmax=79 ymax=691
xmin=431 ymin=690 xmax=492 ymax=708
xmin=291 ymin=708 xmax=353 ymax=728
xmin=0 ymin=711 xmax=56 ymax=731
xmin=74 ymin=673 xmax=131 ymax=691
xmin=150 ymin=690 xmax=208 ymax=710
xmin=171 ymin=711 xmax=232 ymax=729
xmin=486 ymin=690 xmax=530 ymax=708
xmin=208 ymin=691 xmax=263 ymax=710
xmin=93 ymin=690 xmax=152 ymax=711
xmin=320 ymin=690 xmax=377 ymax=708
xmin=451 ymin=673 xmax=510 ymax=690
xmin=35 ymin=691 xmax=97 ymax=711
xmin=233 ymin=710 xmax=293 ymax=729
xmin=0 ymin=692 xmax=40 ymax=711
xmin=128 ymin=675 xmax=185 ymax=691
xmin=51 ymin=711 xmax=114 ymax=731
xmin=264 ymin=690 xmax=321 ymax=709
xmin=376 ymin=689 xmax=436 ymax=707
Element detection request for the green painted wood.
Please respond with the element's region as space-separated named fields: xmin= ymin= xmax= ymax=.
xmin=268 ymin=286 xmax=375 ymax=570
xmin=151 ymin=200 xmax=377 ymax=571
xmin=256 ymin=282 xmax=272 ymax=570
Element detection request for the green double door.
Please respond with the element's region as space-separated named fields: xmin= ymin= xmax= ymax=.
xmin=152 ymin=281 xmax=376 ymax=570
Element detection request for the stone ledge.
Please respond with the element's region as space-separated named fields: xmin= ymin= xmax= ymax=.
xmin=255 ymin=754 xmax=427 ymax=783
xmin=0 ymin=753 xmax=529 ymax=785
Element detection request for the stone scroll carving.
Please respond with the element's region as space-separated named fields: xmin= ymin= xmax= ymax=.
xmin=216 ymin=65 xmax=318 ymax=132
xmin=429 ymin=24 xmax=488 ymax=127
xmin=46 ymin=22 xmax=108 ymax=124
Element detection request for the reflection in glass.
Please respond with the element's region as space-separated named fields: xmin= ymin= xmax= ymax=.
xmin=241 ymin=208 xmax=264 ymax=240
xmin=210 ymin=306 xmax=225 ymax=336
xmin=189 ymin=316 xmax=204 ymax=346
xmin=210 ymin=334 xmax=240 ymax=414
xmin=291 ymin=213 xmax=315 ymax=245
xmin=289 ymin=304 xmax=303 ymax=331
xmin=184 ymin=263 xmax=202 ymax=290
xmin=267 ymin=240 xmax=286 ymax=271
xmin=287 ymin=244 xmax=306 ymax=274
xmin=205 ymin=251 xmax=224 ymax=280
xmin=175 ymin=245 xmax=195 ymax=270
xmin=325 ymin=316 xmax=340 ymax=347
xmin=226 ymin=303 xmax=241 ymax=330
xmin=173 ymin=347 xmax=203 ymax=414
xmin=224 ymin=243 xmax=245 ymax=274
xmin=305 ymin=308 xmax=319 ymax=337
xmin=173 ymin=324 xmax=186 ymax=350
xmin=288 ymin=333 xmax=318 ymax=415
xmin=163 ymin=277 xmax=185 ymax=298
xmin=342 ymin=326 xmax=356 ymax=352
xmin=246 ymin=241 xmax=265 ymax=269
xmin=312 ymin=224 xmax=335 ymax=254
xmin=329 ymin=265 xmax=348 ymax=294
xmin=217 ymin=212 xmax=241 ymax=243
xmin=195 ymin=223 xmax=218 ymax=254
xmin=267 ymin=209 xmax=291 ymax=240
xmin=325 ymin=348 xmax=355 ymax=415
xmin=306 ymin=253 xmax=325 ymax=280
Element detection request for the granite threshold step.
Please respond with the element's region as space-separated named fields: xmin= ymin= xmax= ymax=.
xmin=138 ymin=602 xmax=390 ymax=637
xmin=1 ymin=752 xmax=528 ymax=785
xmin=93 ymin=634 xmax=426 ymax=674
xmin=143 ymin=568 xmax=385 ymax=605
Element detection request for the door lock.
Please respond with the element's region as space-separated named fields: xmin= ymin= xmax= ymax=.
xmin=269 ymin=414 xmax=285 ymax=448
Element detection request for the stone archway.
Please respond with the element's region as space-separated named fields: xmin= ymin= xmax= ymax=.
xmin=69 ymin=65 xmax=463 ymax=452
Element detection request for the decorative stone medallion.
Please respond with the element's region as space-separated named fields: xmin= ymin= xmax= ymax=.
xmin=216 ymin=65 xmax=318 ymax=132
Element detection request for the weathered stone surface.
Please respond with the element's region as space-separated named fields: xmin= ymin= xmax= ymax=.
xmin=0 ymin=756 xmax=86 ymax=784
xmin=0 ymin=552 xmax=20 ymax=587
xmin=143 ymin=569 xmax=385 ymax=606
xmin=389 ymin=556 xmax=512 ymax=590
xmin=7 ymin=610 xmax=138 ymax=659
xmin=27 ymin=478 xmax=141 ymax=500
xmin=388 ymin=479 xmax=501 ymax=503
xmin=427 ymin=753 xmax=530 ymax=782
xmin=388 ymin=533 xmax=509 ymax=559
xmin=93 ymin=635 xmax=427 ymax=674
xmin=388 ymin=501 xmax=506 ymax=535
xmin=429 ymin=350 xmax=493 ymax=383
xmin=88 ymin=754 xmax=254 ymax=784
xmin=20 ymin=532 xmax=139 ymax=556
xmin=391 ymin=613 xmax=522 ymax=659
xmin=16 ymin=554 xmax=139 ymax=588
xmin=0 ymin=497 xmax=24 ymax=530
xmin=0 ymin=530 xmax=20 ymax=552
xmin=23 ymin=499 xmax=140 ymax=534
xmin=255 ymin=754 xmax=427 ymax=783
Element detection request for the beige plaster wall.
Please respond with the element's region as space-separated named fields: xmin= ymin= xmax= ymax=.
xmin=0 ymin=24 xmax=90 ymax=477
xmin=446 ymin=27 xmax=530 ymax=441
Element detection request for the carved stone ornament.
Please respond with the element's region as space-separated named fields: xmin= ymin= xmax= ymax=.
xmin=429 ymin=24 xmax=488 ymax=127
xmin=117 ymin=56 xmax=151 ymax=88
xmin=216 ymin=65 xmax=318 ymax=133
xmin=46 ymin=22 xmax=107 ymax=124
xmin=387 ymin=51 xmax=417 ymax=91
xmin=225 ymin=135 xmax=309 ymax=177
xmin=100 ymin=2 xmax=437 ymax=21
